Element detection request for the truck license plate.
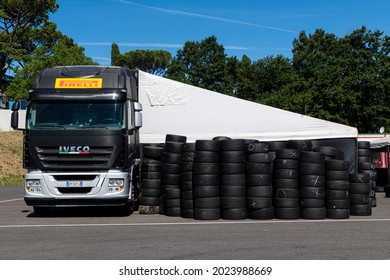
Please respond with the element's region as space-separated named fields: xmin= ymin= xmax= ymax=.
xmin=66 ymin=181 xmax=84 ymax=187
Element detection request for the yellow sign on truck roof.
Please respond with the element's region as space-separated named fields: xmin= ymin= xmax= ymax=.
xmin=55 ymin=78 xmax=103 ymax=89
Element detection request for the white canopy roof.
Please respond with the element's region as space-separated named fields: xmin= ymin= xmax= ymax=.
xmin=358 ymin=134 xmax=390 ymax=149
xmin=138 ymin=71 xmax=358 ymax=143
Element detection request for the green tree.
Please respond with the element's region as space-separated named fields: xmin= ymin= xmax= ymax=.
xmin=111 ymin=43 xmax=120 ymax=66
xmin=0 ymin=0 xmax=59 ymax=87
xmin=166 ymin=36 xmax=227 ymax=92
xmin=6 ymin=35 xmax=95 ymax=99
xmin=117 ymin=49 xmax=171 ymax=75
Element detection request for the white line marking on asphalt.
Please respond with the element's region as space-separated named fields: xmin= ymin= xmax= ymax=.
xmin=0 ymin=218 xmax=390 ymax=229
xmin=0 ymin=198 xmax=24 ymax=204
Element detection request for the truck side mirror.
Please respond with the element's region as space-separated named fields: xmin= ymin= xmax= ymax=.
xmin=10 ymin=101 xmax=20 ymax=130
xmin=134 ymin=102 xmax=143 ymax=129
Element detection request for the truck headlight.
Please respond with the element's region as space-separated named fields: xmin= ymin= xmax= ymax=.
xmin=108 ymin=178 xmax=124 ymax=192
xmin=26 ymin=179 xmax=42 ymax=193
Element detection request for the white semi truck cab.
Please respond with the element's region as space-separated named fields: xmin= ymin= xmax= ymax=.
xmin=11 ymin=66 xmax=143 ymax=214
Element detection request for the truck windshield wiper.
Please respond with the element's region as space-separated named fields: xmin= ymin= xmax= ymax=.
xmin=33 ymin=123 xmax=66 ymax=129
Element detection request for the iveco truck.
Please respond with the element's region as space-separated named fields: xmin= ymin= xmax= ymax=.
xmin=11 ymin=66 xmax=143 ymax=214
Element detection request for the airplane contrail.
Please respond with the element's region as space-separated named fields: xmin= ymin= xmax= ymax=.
xmin=116 ymin=0 xmax=298 ymax=34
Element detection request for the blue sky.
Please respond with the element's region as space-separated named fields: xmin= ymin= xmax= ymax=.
xmin=51 ymin=0 xmax=390 ymax=65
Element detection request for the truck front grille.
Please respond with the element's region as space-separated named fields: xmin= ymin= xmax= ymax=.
xmin=36 ymin=146 xmax=114 ymax=170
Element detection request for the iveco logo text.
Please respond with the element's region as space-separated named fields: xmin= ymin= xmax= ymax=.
xmin=59 ymin=146 xmax=90 ymax=154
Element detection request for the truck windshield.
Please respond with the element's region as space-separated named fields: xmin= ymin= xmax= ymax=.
xmin=27 ymin=102 xmax=125 ymax=130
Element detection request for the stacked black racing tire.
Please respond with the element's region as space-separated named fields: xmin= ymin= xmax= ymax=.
xmin=357 ymin=141 xmax=377 ymax=207
xmin=219 ymin=139 xmax=247 ymax=220
xmin=193 ymin=140 xmax=221 ymax=220
xmin=180 ymin=143 xmax=196 ymax=218
xmin=161 ymin=134 xmax=187 ymax=217
xmin=273 ymin=149 xmax=301 ymax=219
xmin=299 ymin=151 xmax=326 ymax=219
xmin=349 ymin=173 xmax=372 ymax=216
xmin=139 ymin=145 xmax=164 ymax=214
xmin=246 ymin=142 xmax=274 ymax=219
xmin=325 ymin=159 xmax=350 ymax=219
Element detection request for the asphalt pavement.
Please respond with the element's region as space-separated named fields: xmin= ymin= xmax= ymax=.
xmin=0 ymin=186 xmax=389 ymax=260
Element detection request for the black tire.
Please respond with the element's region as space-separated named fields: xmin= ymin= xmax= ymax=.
xmin=181 ymin=199 xmax=194 ymax=209
xmin=220 ymin=163 xmax=246 ymax=174
xmin=221 ymin=208 xmax=248 ymax=220
xmin=358 ymin=156 xmax=371 ymax=163
xmin=300 ymin=151 xmax=325 ymax=164
xmin=349 ymin=173 xmax=370 ymax=183
xmin=221 ymin=197 xmax=246 ymax=208
xmin=273 ymin=178 xmax=299 ymax=188
xmin=350 ymin=204 xmax=372 ymax=216
xmin=220 ymin=174 xmax=246 ymax=186
xmin=142 ymin=158 xmax=162 ymax=165
xmin=246 ymin=142 xmax=269 ymax=153
xmin=326 ymin=180 xmax=349 ymax=191
xmin=194 ymin=151 xmax=219 ymax=163
xmin=183 ymin=143 xmax=196 ymax=152
xmin=247 ymin=186 xmax=273 ymax=197
xmin=299 ymin=175 xmax=326 ymax=187
xmin=246 ymin=153 xmax=271 ymax=163
xmin=299 ymin=163 xmax=326 ymax=175
xmin=357 ymin=149 xmax=370 ymax=157
xmin=164 ymin=141 xmax=184 ymax=154
xmin=220 ymin=139 xmax=246 ymax=151
xmin=246 ymin=174 xmax=272 ymax=186
xmin=220 ymin=151 xmax=246 ymax=163
xmin=273 ymin=169 xmax=299 ymax=179
xmin=274 ymin=188 xmax=299 ymax=198
xmin=300 ymin=187 xmax=325 ymax=199
xmin=142 ymin=171 xmax=162 ymax=180
xmin=220 ymin=185 xmax=246 ymax=197
xmin=181 ymin=162 xmax=193 ymax=172
xmin=326 ymin=199 xmax=350 ymax=209
xmin=193 ymin=174 xmax=219 ymax=186
xmin=194 ymin=208 xmax=220 ymax=220
xmin=193 ymin=185 xmax=220 ymax=198
xmin=275 ymin=149 xmax=300 ymax=159
xmin=181 ymin=171 xmax=193 ymax=181
xmin=139 ymin=196 xmax=160 ymax=206
xmin=300 ymin=198 xmax=325 ymax=208
xmin=326 ymin=208 xmax=350 ymax=219
xmin=325 ymin=160 xmax=349 ymax=171
xmin=273 ymin=159 xmax=299 ymax=169
xmin=268 ymin=141 xmax=287 ymax=151
xmin=286 ymin=140 xmax=312 ymax=151
xmin=273 ymin=198 xmax=299 ymax=208
xmin=181 ymin=208 xmax=194 ymax=218
xmin=166 ymin=134 xmax=187 ymax=143
xmin=142 ymin=163 xmax=163 ymax=173
xmin=195 ymin=140 xmax=220 ymax=151
xmin=193 ymin=163 xmax=219 ymax=174
xmin=181 ymin=181 xmax=193 ymax=192
xmin=141 ymin=179 xmax=161 ymax=189
xmin=165 ymin=188 xmax=180 ymax=199
xmin=326 ymin=170 xmax=349 ymax=181
xmin=181 ymin=191 xmax=193 ymax=200
xmin=182 ymin=152 xmax=195 ymax=162
xmin=274 ymin=207 xmax=300 ymax=219
xmin=162 ymin=163 xmax=181 ymax=174
xmin=143 ymin=145 xmax=164 ymax=159
xmin=248 ymin=208 xmax=274 ymax=219
xmin=141 ymin=188 xmax=161 ymax=197
xmin=357 ymin=141 xmax=370 ymax=149
xmin=246 ymin=162 xmax=272 ymax=174
xmin=301 ymin=207 xmax=326 ymax=219
xmin=326 ymin=190 xmax=349 ymax=200
xmin=165 ymin=198 xmax=180 ymax=208
xmin=350 ymin=194 xmax=370 ymax=205
xmin=194 ymin=197 xmax=220 ymax=208
xmin=349 ymin=183 xmax=370 ymax=194
xmin=212 ymin=136 xmax=231 ymax=141
xmin=358 ymin=162 xmax=373 ymax=170
xmin=162 ymin=152 xmax=182 ymax=164
xmin=165 ymin=207 xmax=181 ymax=216
xmin=162 ymin=174 xmax=181 ymax=185
xmin=313 ymin=146 xmax=340 ymax=159
xmin=247 ymin=197 xmax=273 ymax=209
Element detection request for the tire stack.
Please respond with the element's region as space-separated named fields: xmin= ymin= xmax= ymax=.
xmin=246 ymin=142 xmax=274 ymax=219
xmin=193 ymin=140 xmax=221 ymax=220
xmin=180 ymin=143 xmax=196 ymax=218
xmin=219 ymin=139 xmax=247 ymax=220
xmin=357 ymin=141 xmax=377 ymax=208
xmin=299 ymin=151 xmax=327 ymax=219
xmin=139 ymin=145 xmax=164 ymax=214
xmin=273 ymin=148 xmax=301 ymax=219
xmin=161 ymin=134 xmax=187 ymax=217
xmin=349 ymin=173 xmax=372 ymax=216
xmin=267 ymin=141 xmax=287 ymax=171
xmin=325 ymin=159 xmax=350 ymax=219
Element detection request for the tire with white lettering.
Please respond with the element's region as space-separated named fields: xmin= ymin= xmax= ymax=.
xmin=286 ymin=140 xmax=312 ymax=151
